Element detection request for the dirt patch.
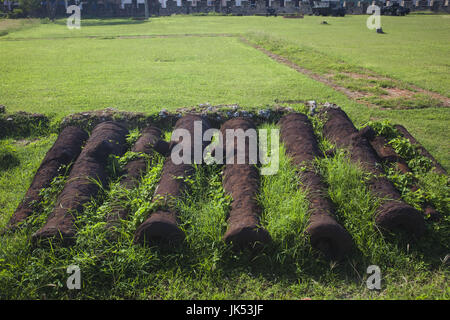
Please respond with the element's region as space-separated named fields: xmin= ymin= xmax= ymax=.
xmin=241 ymin=38 xmax=367 ymax=102
xmin=320 ymin=107 xmax=426 ymax=237
xmin=279 ymin=113 xmax=353 ymax=260
xmin=118 ymin=33 xmax=236 ymax=39
xmin=381 ymin=87 xmax=415 ymax=99
xmin=32 ymin=122 xmax=129 ymax=246
xmin=6 ymin=126 xmax=88 ymax=231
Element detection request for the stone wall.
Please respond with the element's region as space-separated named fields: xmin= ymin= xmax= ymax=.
xmin=146 ymin=0 xmax=450 ymax=16
xmin=340 ymin=0 xmax=450 ymax=14
xmin=399 ymin=0 xmax=450 ymax=12
xmin=156 ymin=0 xmax=305 ymax=16
xmin=97 ymin=0 xmax=312 ymax=16
xmin=4 ymin=0 xmax=448 ymax=17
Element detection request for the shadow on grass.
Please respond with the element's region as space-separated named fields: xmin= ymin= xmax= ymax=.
xmin=3 ymin=212 xmax=447 ymax=299
xmin=0 ymin=150 xmax=20 ymax=171
xmin=0 ymin=140 xmax=21 ymax=171
xmin=381 ymin=221 xmax=450 ymax=268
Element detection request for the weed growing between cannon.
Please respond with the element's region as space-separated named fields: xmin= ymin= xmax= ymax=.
xmin=258 ymin=134 xmax=311 ymax=263
xmin=361 ymin=120 xmax=449 ymax=216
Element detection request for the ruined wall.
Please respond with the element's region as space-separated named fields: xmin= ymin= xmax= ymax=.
xmin=148 ymin=0 xmax=449 ymax=16
xmin=16 ymin=0 xmax=449 ymax=17
xmin=343 ymin=1 xmax=365 ymax=14
xmin=156 ymin=0 xmax=304 ymax=16
xmin=339 ymin=0 xmax=450 ymax=14
xmin=97 ymin=0 xmax=310 ymax=16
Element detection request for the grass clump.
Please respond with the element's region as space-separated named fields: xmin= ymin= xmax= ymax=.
xmin=0 ymin=112 xmax=51 ymax=139
xmin=363 ymin=94 xmax=443 ymax=109
xmin=176 ymin=163 xmax=231 ymax=272
xmin=0 ymin=141 xmax=20 ymax=171
xmin=259 ymin=142 xmax=311 ymax=263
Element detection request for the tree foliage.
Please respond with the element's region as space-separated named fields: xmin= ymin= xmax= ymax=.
xmin=18 ymin=0 xmax=41 ymax=16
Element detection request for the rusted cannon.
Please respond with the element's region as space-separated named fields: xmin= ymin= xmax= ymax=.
xmin=394 ymin=124 xmax=447 ymax=175
xmin=279 ymin=113 xmax=353 ymax=260
xmin=368 ymin=131 xmax=442 ymax=222
xmin=134 ymin=114 xmax=211 ymax=247
xmin=320 ymin=107 xmax=426 ymax=237
xmin=32 ymin=121 xmax=129 ymax=245
xmin=220 ymin=118 xmax=271 ymax=250
xmin=6 ymin=126 xmax=88 ymax=231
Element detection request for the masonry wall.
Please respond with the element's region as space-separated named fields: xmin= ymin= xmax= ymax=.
xmin=97 ymin=0 xmax=312 ymax=16
xmin=156 ymin=0 xmax=305 ymax=16
xmin=337 ymin=0 xmax=450 ymax=14
xmin=135 ymin=0 xmax=450 ymax=16
xmin=3 ymin=0 xmax=448 ymax=17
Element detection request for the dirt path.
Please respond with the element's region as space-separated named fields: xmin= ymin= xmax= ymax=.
xmin=241 ymin=37 xmax=450 ymax=108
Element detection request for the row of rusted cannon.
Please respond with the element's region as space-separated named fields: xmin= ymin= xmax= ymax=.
xmin=6 ymin=107 xmax=444 ymax=260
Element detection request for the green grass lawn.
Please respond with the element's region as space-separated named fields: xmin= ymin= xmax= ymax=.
xmin=0 ymin=36 xmax=344 ymax=115
xmin=0 ymin=16 xmax=448 ymax=300
xmin=2 ymin=15 xmax=449 ymax=96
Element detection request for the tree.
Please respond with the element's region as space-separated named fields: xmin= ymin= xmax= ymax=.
xmin=46 ymin=0 xmax=58 ymax=21
xmin=18 ymin=0 xmax=41 ymax=17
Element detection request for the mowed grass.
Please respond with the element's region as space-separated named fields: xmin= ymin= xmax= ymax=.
xmin=2 ymin=15 xmax=449 ymax=96
xmin=0 ymin=35 xmax=344 ymax=116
